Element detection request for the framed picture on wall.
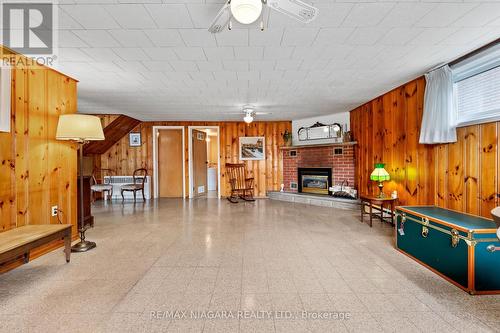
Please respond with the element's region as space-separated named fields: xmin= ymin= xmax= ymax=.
xmin=129 ymin=132 xmax=141 ymax=147
xmin=239 ymin=136 xmax=265 ymax=161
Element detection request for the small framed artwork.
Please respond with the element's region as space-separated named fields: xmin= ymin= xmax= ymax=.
xmin=239 ymin=136 xmax=265 ymax=161
xmin=129 ymin=132 xmax=141 ymax=147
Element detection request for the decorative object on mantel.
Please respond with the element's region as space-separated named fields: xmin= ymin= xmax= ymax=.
xmin=56 ymin=114 xmax=104 ymax=253
xmin=370 ymin=163 xmax=390 ymax=198
xmin=0 ymin=64 xmax=11 ymax=133
xmin=280 ymin=141 xmax=357 ymax=149
xmin=282 ymin=130 xmax=292 ymax=146
xmin=129 ymin=132 xmax=141 ymax=147
xmin=297 ymin=122 xmax=343 ymax=142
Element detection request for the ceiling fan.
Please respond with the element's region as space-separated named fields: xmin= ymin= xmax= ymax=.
xmin=222 ymin=105 xmax=271 ymax=123
xmin=208 ymin=0 xmax=318 ymax=33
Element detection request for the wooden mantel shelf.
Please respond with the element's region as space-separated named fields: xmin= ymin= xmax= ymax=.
xmin=280 ymin=142 xmax=357 ymax=150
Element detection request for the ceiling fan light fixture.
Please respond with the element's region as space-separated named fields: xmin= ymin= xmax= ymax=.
xmin=231 ymin=0 xmax=262 ymax=24
xmin=243 ymin=113 xmax=254 ymax=123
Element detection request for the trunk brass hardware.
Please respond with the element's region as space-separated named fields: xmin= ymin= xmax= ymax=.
xmin=486 ymin=245 xmax=500 ymax=252
xmin=421 ymin=217 xmax=429 ymax=237
xmin=451 ymin=229 xmax=460 ymax=248
xmin=398 ymin=213 xmax=406 ymax=236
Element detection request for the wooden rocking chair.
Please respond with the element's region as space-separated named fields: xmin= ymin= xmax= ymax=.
xmin=225 ymin=163 xmax=255 ymax=203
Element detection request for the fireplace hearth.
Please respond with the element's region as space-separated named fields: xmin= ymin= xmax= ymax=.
xmin=298 ymin=168 xmax=332 ymax=195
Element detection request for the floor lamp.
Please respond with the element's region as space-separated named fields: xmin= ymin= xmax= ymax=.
xmin=56 ymin=114 xmax=104 ymax=252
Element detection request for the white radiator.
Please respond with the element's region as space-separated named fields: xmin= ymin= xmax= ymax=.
xmin=103 ymin=175 xmax=151 ymax=200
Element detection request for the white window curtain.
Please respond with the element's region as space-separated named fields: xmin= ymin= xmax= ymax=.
xmin=419 ymin=65 xmax=457 ymax=144
xmin=0 ymin=64 xmax=11 ymax=133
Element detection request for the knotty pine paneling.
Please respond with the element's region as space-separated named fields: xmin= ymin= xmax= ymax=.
xmin=95 ymin=117 xmax=291 ymax=198
xmin=0 ymin=48 xmax=78 ymax=259
xmin=350 ymin=76 xmax=500 ymax=218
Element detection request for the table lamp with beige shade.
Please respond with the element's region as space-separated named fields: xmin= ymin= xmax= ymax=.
xmin=56 ymin=114 xmax=104 ymax=252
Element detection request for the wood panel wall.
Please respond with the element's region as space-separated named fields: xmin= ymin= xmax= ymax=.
xmin=350 ymin=76 xmax=500 ymax=218
xmin=0 ymin=47 xmax=78 ymax=269
xmin=94 ymin=116 xmax=291 ymax=198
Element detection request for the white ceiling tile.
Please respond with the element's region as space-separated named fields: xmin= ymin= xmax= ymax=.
xmin=237 ymin=71 xmax=260 ymax=81
xmin=180 ymin=29 xmax=217 ymax=47
xmin=441 ymin=27 xmax=498 ymax=46
xmin=169 ymin=60 xmax=198 ymax=71
xmin=282 ymin=28 xmax=319 ymax=46
xmin=73 ymin=30 xmax=121 ymax=47
xmin=145 ymin=4 xmax=193 ymax=28
xmin=223 ymin=60 xmax=248 ymax=71
xmin=263 ymin=46 xmax=294 ymax=60
xmin=61 ymin=5 xmax=120 ymax=29
xmin=233 ymin=47 xmax=264 ymax=60
xmin=203 ymin=47 xmax=234 ymax=60
xmin=142 ymin=48 xmax=178 ymax=61
xmin=114 ymin=61 xmax=150 ymax=73
xmin=260 ymin=71 xmax=283 ymax=80
xmin=215 ymin=30 xmax=249 ymax=46
xmin=81 ymin=47 xmax=120 ymax=61
xmin=196 ymin=61 xmax=223 ymax=71
xmin=58 ymin=7 xmax=83 ymax=29
xmin=313 ymin=28 xmax=354 ymax=45
xmin=189 ymin=72 xmax=215 ymax=81
xmin=142 ymin=61 xmax=174 ymax=71
xmin=213 ymin=71 xmax=237 ymax=81
xmin=249 ymin=28 xmax=284 ymax=46
xmin=91 ymin=62 xmax=123 ymax=72
xmin=452 ymin=4 xmax=500 ymax=27
xmin=275 ymin=59 xmax=303 ymax=71
xmin=187 ymin=4 xmax=224 ymax=29
xmin=174 ymin=47 xmax=206 ymax=60
xmin=104 ymin=4 xmax=156 ymax=29
xmin=309 ymin=3 xmax=354 ymax=28
xmin=58 ymin=48 xmax=94 ymax=62
xmin=114 ymin=47 xmax=149 ymax=61
xmin=416 ymin=3 xmax=478 ymax=28
xmin=408 ymin=28 xmax=458 ymax=46
xmin=347 ymin=28 xmax=391 ymax=46
xmin=108 ymin=30 xmax=153 ymax=48
xmin=59 ymin=31 xmax=88 ymax=47
xmin=249 ymin=60 xmax=276 ymax=71
xmin=342 ymin=3 xmax=396 ymax=28
xmin=379 ymin=3 xmax=436 ymax=28
xmin=144 ymin=30 xmax=184 ymax=47
xmin=377 ymin=28 xmax=424 ymax=46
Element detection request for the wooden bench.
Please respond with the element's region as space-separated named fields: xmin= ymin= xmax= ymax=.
xmin=0 ymin=225 xmax=72 ymax=266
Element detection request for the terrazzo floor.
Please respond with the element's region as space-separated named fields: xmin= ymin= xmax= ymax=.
xmin=0 ymin=198 xmax=499 ymax=332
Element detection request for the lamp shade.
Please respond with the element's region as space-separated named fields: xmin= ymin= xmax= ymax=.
xmin=56 ymin=114 xmax=104 ymax=141
xmin=370 ymin=163 xmax=390 ymax=182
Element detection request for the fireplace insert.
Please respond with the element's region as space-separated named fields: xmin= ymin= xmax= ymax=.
xmin=298 ymin=167 xmax=332 ymax=195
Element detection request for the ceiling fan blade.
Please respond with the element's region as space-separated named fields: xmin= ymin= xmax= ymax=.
xmin=208 ymin=2 xmax=231 ymax=33
xmin=267 ymin=0 xmax=318 ymax=24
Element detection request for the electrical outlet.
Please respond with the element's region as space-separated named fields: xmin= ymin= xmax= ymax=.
xmin=51 ymin=206 xmax=58 ymax=217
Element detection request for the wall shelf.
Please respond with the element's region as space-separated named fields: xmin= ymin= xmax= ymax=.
xmin=280 ymin=142 xmax=357 ymax=150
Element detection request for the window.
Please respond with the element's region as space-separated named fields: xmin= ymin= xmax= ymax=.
xmin=452 ymin=44 xmax=500 ymax=127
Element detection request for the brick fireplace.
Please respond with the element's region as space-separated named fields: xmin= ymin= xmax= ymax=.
xmin=282 ymin=144 xmax=355 ymax=194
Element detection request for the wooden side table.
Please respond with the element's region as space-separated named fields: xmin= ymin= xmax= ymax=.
xmin=360 ymin=195 xmax=397 ymax=227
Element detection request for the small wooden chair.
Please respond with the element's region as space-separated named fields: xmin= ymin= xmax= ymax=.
xmin=225 ymin=163 xmax=255 ymax=203
xmin=91 ymin=168 xmax=114 ymax=202
xmin=120 ymin=168 xmax=148 ymax=202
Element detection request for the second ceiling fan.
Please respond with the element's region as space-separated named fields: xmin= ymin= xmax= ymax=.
xmin=208 ymin=0 xmax=318 ymax=33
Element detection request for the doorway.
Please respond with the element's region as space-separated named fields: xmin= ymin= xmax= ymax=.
xmin=153 ymin=126 xmax=185 ymax=198
xmin=188 ymin=126 xmax=220 ymax=199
